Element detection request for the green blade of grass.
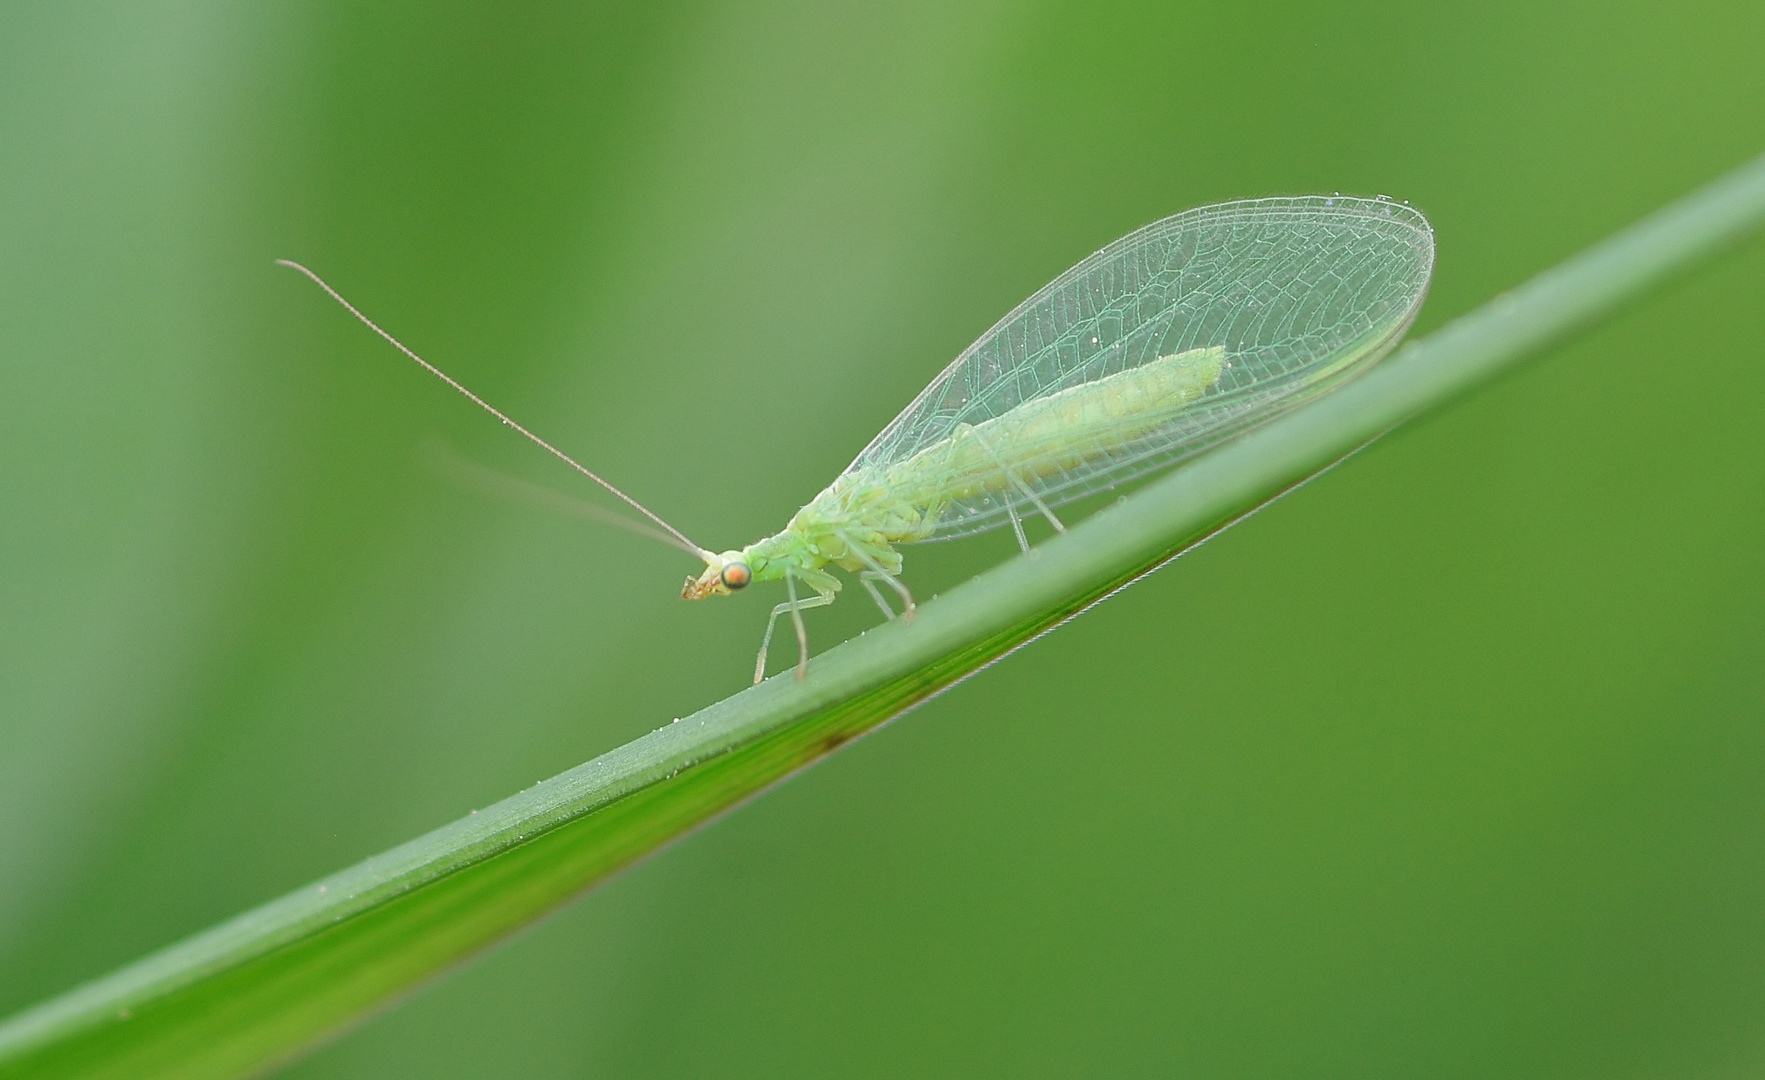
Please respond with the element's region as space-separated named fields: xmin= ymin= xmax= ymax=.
xmin=4 ymin=152 xmax=1764 ymax=1080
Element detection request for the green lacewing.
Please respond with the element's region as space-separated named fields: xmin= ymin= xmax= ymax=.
xmin=281 ymin=195 xmax=1433 ymax=682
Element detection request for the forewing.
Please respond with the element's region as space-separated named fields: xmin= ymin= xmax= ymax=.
xmin=849 ymin=196 xmax=1434 ymax=539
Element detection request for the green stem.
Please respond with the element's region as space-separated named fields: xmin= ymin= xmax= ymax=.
xmin=4 ymin=151 xmax=1764 ymax=1080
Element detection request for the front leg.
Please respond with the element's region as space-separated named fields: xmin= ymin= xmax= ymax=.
xmin=754 ymin=572 xmax=837 ymax=683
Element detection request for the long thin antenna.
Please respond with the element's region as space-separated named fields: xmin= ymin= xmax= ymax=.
xmin=276 ymin=259 xmax=713 ymax=561
xmin=423 ymin=438 xmax=702 ymax=557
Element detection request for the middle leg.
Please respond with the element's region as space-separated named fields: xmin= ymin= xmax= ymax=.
xmin=835 ymin=530 xmax=915 ymax=620
xmin=859 ymin=571 xmax=900 ymax=620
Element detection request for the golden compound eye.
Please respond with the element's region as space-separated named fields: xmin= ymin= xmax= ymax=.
xmin=720 ymin=562 xmax=751 ymax=590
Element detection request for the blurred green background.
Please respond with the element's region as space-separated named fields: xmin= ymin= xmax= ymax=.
xmin=3 ymin=0 xmax=1764 ymax=1076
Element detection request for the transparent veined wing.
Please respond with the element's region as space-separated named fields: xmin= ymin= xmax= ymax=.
xmin=845 ymin=196 xmax=1434 ymax=540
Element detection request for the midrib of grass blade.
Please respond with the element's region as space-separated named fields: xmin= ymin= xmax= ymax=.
xmin=3 ymin=151 xmax=1764 ymax=1080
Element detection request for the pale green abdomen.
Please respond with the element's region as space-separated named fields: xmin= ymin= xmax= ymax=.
xmin=792 ymin=345 xmax=1225 ymax=550
xmin=885 ymin=345 xmax=1224 ymax=510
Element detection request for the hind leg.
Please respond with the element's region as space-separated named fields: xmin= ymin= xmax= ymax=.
xmin=1005 ymin=503 xmax=1030 ymax=553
